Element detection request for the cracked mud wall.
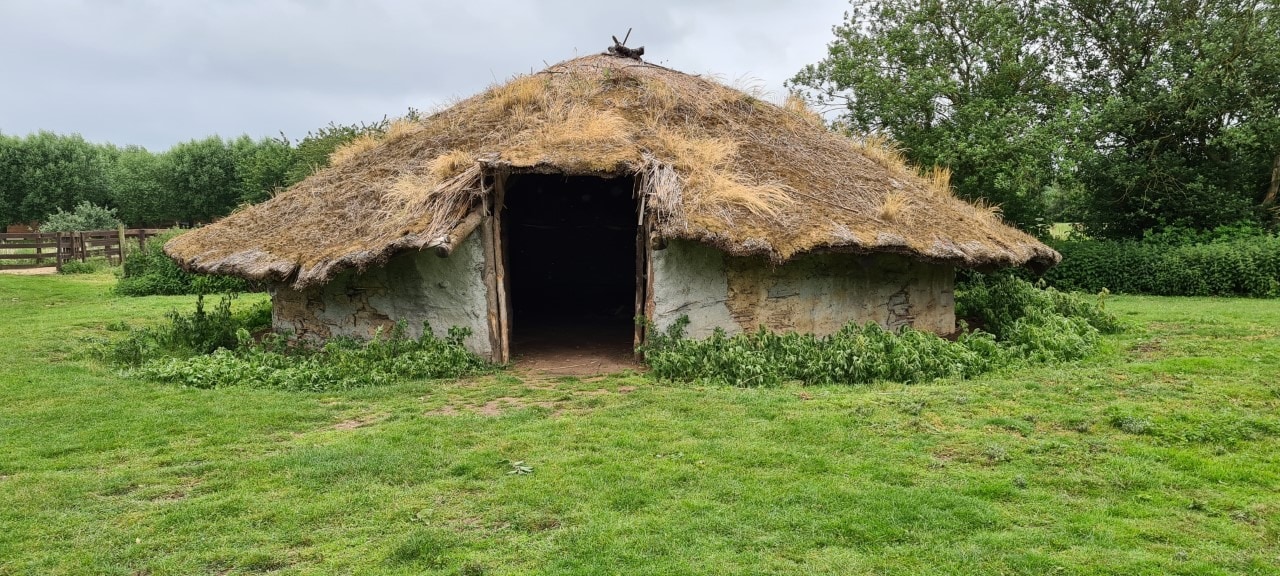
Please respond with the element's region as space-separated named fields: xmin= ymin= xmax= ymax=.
xmin=651 ymin=240 xmax=954 ymax=338
xmin=269 ymin=232 xmax=492 ymax=356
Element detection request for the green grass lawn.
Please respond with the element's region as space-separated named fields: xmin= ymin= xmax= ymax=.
xmin=1 ymin=273 xmax=1277 ymax=575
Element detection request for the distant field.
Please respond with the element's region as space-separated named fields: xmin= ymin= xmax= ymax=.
xmin=1 ymin=272 xmax=1277 ymax=575
xmin=0 ymin=247 xmax=38 ymax=267
xmin=1049 ymin=222 xmax=1082 ymax=239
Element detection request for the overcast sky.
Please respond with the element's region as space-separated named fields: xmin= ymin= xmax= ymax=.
xmin=0 ymin=0 xmax=848 ymax=151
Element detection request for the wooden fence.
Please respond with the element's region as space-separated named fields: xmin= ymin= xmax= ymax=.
xmin=0 ymin=229 xmax=166 ymax=271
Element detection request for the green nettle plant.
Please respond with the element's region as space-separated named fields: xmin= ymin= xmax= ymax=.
xmin=641 ymin=276 xmax=1121 ymax=387
xmin=104 ymin=295 xmax=490 ymax=392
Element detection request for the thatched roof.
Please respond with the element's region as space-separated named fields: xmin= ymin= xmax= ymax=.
xmin=167 ymin=54 xmax=1059 ymax=289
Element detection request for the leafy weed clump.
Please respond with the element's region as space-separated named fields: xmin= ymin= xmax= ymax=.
xmin=957 ymin=273 xmax=1123 ymax=337
xmin=105 ymin=295 xmax=489 ymax=391
xmin=115 ymin=229 xmax=251 ymax=296
xmin=135 ymin=324 xmax=488 ymax=392
xmin=58 ymin=256 xmax=113 ymax=275
xmin=642 ymin=276 xmax=1120 ymax=386
xmin=642 ymin=318 xmax=1005 ymax=387
xmin=106 ymin=293 xmax=271 ymax=366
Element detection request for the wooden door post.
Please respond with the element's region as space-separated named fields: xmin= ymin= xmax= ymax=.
xmin=493 ymin=171 xmax=510 ymax=364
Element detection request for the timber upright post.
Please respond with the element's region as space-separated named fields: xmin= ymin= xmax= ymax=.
xmin=492 ymin=172 xmax=510 ymax=364
xmin=479 ymin=175 xmax=503 ymax=364
xmin=116 ymin=225 xmax=127 ymax=265
xmin=479 ymin=170 xmax=512 ymax=365
xmin=55 ymin=232 xmax=67 ymax=271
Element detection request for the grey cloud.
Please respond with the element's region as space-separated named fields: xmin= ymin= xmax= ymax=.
xmin=0 ymin=0 xmax=846 ymax=150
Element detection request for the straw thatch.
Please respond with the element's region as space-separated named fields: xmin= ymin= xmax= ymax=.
xmin=167 ymin=54 xmax=1059 ymax=288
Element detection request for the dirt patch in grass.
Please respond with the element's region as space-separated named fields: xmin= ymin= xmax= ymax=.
xmin=333 ymin=414 xmax=386 ymax=430
xmin=479 ymin=397 xmax=559 ymax=416
xmin=426 ymin=384 xmax=638 ymax=417
xmin=429 ymin=397 xmax=561 ymax=417
xmin=0 ymin=267 xmax=57 ymax=275
xmin=150 ymin=478 xmax=202 ymax=502
xmin=426 ymin=405 xmax=460 ymax=416
xmin=1130 ymin=339 xmax=1164 ymax=358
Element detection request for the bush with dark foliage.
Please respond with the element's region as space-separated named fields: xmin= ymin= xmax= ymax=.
xmin=115 ymin=229 xmax=250 ymax=296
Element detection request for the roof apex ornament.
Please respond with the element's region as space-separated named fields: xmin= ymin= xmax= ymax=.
xmin=607 ymin=28 xmax=644 ymax=61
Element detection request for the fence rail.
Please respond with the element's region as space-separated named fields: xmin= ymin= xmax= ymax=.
xmin=0 ymin=229 xmax=166 ymax=271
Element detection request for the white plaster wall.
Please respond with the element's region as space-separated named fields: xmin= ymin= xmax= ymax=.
xmin=650 ymin=240 xmax=740 ymax=339
xmin=650 ymin=240 xmax=955 ymax=338
xmin=270 ymin=232 xmax=492 ymax=357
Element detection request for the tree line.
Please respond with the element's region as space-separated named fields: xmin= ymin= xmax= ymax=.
xmin=791 ymin=0 xmax=1280 ymax=239
xmin=0 ymin=117 xmax=396 ymax=229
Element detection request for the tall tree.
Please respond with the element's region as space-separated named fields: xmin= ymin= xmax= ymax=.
xmin=791 ymin=0 xmax=1072 ymax=232
xmin=157 ymin=137 xmax=240 ymax=224
xmin=108 ymin=146 xmax=173 ymax=227
xmin=0 ymin=132 xmax=115 ymax=226
xmin=0 ymin=133 xmax=22 ymax=227
xmin=1061 ymin=0 xmax=1280 ymax=237
xmin=797 ymin=0 xmax=1280 ymax=238
xmin=231 ymin=135 xmax=297 ymax=205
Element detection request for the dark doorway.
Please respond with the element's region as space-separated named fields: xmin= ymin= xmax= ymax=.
xmin=503 ymin=174 xmax=640 ymax=371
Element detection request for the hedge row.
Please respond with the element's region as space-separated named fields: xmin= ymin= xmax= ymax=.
xmin=1043 ymin=235 xmax=1280 ymax=297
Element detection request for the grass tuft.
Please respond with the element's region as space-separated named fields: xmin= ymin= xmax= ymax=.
xmin=783 ymin=93 xmax=824 ymax=126
xmin=383 ymin=119 xmax=425 ymax=142
xmin=851 ymin=132 xmax=909 ymax=172
xmin=429 ymin=150 xmax=474 ymax=182
xmin=486 ymin=75 xmax=546 ymax=113
xmin=921 ymin=165 xmax=954 ymax=198
xmin=878 ymin=192 xmax=909 ymax=222
xmin=328 ymin=134 xmax=379 ymax=166
xmin=388 ymin=173 xmax=441 ymax=206
xmin=969 ymin=197 xmax=1004 ymax=221
xmin=650 ymin=127 xmax=794 ymax=218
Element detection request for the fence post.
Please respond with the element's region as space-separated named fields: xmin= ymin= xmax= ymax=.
xmin=55 ymin=232 xmax=66 ymax=271
xmin=116 ymin=225 xmax=127 ymax=265
xmin=34 ymin=232 xmax=43 ymax=265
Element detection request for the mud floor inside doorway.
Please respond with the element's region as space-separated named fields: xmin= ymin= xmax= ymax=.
xmin=509 ymin=320 xmax=641 ymax=376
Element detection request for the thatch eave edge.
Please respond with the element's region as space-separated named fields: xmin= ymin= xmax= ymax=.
xmin=164 ymin=207 xmax=489 ymax=290
xmin=653 ymin=227 xmax=1061 ymax=273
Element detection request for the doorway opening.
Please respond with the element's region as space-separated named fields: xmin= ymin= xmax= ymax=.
xmin=503 ymin=173 xmax=641 ymax=372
